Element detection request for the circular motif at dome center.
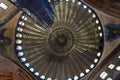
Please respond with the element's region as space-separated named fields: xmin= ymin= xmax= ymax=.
xmin=48 ymin=27 xmax=74 ymax=56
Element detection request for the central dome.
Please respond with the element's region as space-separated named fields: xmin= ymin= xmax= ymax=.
xmin=15 ymin=0 xmax=104 ymax=80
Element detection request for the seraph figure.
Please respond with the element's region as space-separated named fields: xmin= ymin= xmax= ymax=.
xmin=0 ymin=29 xmax=11 ymax=52
xmin=104 ymin=23 xmax=120 ymax=42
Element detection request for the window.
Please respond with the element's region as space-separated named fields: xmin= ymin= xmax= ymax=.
xmin=0 ymin=3 xmax=8 ymax=9
xmin=100 ymin=71 xmax=108 ymax=79
xmin=107 ymin=78 xmax=112 ymax=80
xmin=108 ymin=64 xmax=115 ymax=69
xmin=118 ymin=55 xmax=120 ymax=59
xmin=116 ymin=66 xmax=120 ymax=71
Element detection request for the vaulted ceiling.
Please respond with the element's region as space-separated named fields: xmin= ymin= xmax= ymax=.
xmin=0 ymin=0 xmax=120 ymax=80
